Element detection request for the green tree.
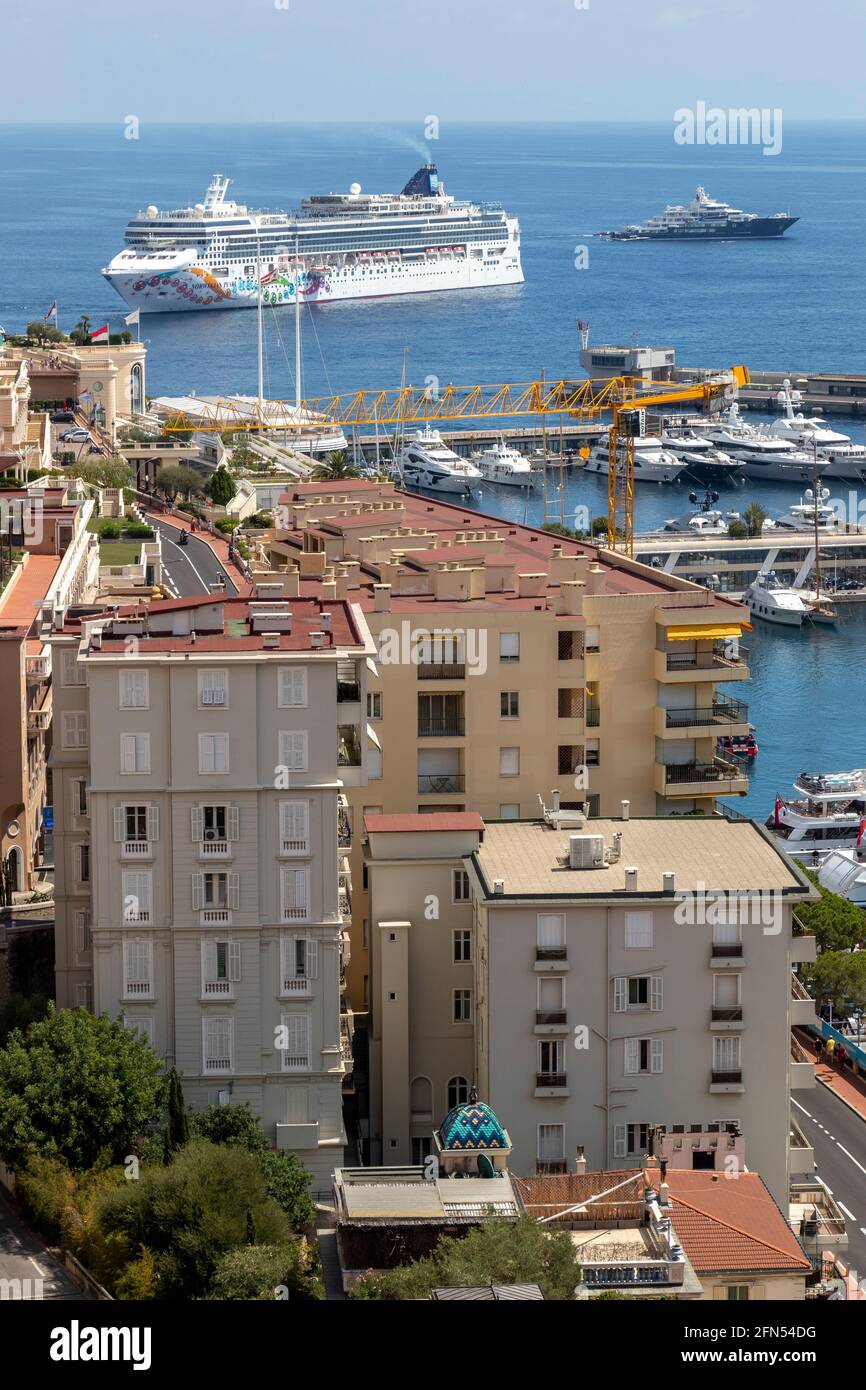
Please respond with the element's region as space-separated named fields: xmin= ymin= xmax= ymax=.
xmin=165 ymin=1067 xmax=189 ymax=1158
xmin=69 ymin=314 xmax=92 ymax=345
xmin=0 ymin=993 xmax=50 ymax=1048
xmin=208 ymin=466 xmax=236 ymax=507
xmin=312 ymin=450 xmax=359 ymax=481
xmin=258 ymin=1150 xmax=315 ymax=1229
xmin=727 ymin=518 xmax=748 ymax=539
xmin=208 ymin=1241 xmax=321 ymax=1300
xmin=189 ymin=1102 xmax=268 ymax=1153
xmin=73 ymin=457 xmax=133 ymax=491
xmin=155 ymin=463 xmax=205 ymax=501
xmin=351 ymin=1217 xmax=582 ymax=1301
xmin=805 ymin=951 xmax=866 ymax=1013
xmin=96 ymin=1140 xmax=293 ymax=1299
xmin=743 ymin=502 xmax=768 ymax=538
xmin=26 ymin=320 xmax=65 ymax=345
xmin=0 ymin=1005 xmax=166 ymax=1170
xmin=797 ymin=869 xmax=866 ymax=953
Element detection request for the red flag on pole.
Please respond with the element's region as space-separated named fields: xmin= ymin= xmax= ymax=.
xmin=90 ymin=324 xmax=109 ymax=343
xmin=774 ymin=794 xmax=782 ymax=828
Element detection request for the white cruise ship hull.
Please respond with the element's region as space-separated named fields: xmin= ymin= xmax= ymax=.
xmin=104 ymin=249 xmax=523 ymax=314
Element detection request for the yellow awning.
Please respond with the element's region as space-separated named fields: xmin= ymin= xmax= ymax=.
xmin=666 ymin=624 xmax=742 ymax=641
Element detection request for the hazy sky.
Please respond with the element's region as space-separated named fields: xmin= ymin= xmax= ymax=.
xmin=4 ymin=0 xmax=866 ymax=124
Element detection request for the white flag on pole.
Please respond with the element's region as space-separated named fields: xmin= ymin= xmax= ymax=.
xmin=124 ymin=309 xmax=140 ymax=327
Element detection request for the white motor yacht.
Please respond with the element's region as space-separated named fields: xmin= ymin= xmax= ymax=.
xmin=469 ymin=437 xmax=533 ymax=487
xmin=660 ymin=428 xmax=744 ymax=482
xmin=767 ymin=771 xmax=866 ymax=864
xmin=770 ymin=381 xmax=866 ymax=478
xmin=774 ymin=486 xmax=841 ymax=532
xmin=584 ymin=434 xmax=685 ymax=483
xmin=744 ymin=571 xmax=812 ymax=627
xmin=706 ymin=404 xmax=832 ymax=482
xmin=397 ymin=427 xmax=482 ymax=494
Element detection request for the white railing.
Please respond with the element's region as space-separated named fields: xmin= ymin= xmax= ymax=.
xmin=281 ymin=838 xmax=309 ymax=855
xmin=281 ymin=1054 xmax=310 ymax=1071
xmin=282 ymin=906 xmax=308 ymax=921
xmin=202 ymin=908 xmax=231 ymax=924
xmin=121 ymin=840 xmax=152 ymax=858
xmin=202 ymin=979 xmax=232 ymax=997
xmin=199 ymin=840 xmax=230 ymax=857
xmin=281 ymin=977 xmax=313 ymax=995
xmin=203 ymin=1057 xmax=232 ymax=1073
xmin=25 ymin=652 xmax=51 ymax=680
xmin=123 ymin=980 xmax=153 ymax=997
xmin=124 ymin=909 xmax=151 ymax=923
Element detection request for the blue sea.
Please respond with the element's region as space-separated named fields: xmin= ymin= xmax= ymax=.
xmin=3 ymin=119 xmax=866 ymax=816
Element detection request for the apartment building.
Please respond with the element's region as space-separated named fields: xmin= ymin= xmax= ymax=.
xmin=1 ymin=340 xmax=147 ymax=443
xmin=363 ymin=810 xmax=817 ymax=1205
xmin=256 ymin=479 xmax=753 ymax=1017
xmin=51 ymin=589 xmax=375 ymax=1190
xmin=0 ymin=481 xmax=99 ymax=893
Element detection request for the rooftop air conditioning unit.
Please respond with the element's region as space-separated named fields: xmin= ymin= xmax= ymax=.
xmin=569 ymin=834 xmax=605 ymax=870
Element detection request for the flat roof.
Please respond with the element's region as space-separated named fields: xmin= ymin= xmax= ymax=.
xmin=0 ymin=554 xmax=61 ymax=627
xmin=473 ymin=817 xmax=809 ymax=898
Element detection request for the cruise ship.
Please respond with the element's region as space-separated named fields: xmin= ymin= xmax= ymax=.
xmin=596 ymin=186 xmax=798 ymax=241
xmin=103 ymin=166 xmax=523 ymax=313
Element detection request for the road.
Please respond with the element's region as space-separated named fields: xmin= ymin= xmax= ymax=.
xmin=0 ymin=1188 xmax=85 ymax=1300
xmin=147 ymin=514 xmax=237 ymax=598
xmin=792 ymin=1084 xmax=866 ymax=1274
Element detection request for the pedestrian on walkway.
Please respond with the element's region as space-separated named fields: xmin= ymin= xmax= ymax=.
xmin=839 ymin=1044 xmax=848 ymax=1070
xmin=815 ymin=1035 xmax=824 ymax=1062
xmin=826 ymin=1036 xmax=836 ymax=1063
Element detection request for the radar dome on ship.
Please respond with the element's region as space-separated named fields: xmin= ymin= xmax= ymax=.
xmin=145 ymin=205 xmax=158 ymax=219
xmin=349 ymin=182 xmax=361 ymax=196
xmin=195 ymin=203 xmax=205 ymax=213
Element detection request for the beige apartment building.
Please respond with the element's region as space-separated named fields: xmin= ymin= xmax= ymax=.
xmin=363 ymin=810 xmax=817 ymax=1205
xmin=256 ymin=478 xmax=753 ymax=1015
xmin=2 ymin=341 xmax=147 ymax=443
xmin=51 ymin=589 xmax=375 ymax=1190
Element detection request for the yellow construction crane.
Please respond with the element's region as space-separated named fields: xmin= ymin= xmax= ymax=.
xmin=160 ymin=367 xmax=749 ymax=558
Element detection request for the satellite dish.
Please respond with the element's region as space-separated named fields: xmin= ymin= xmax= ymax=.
xmin=477 ymin=1153 xmax=496 ymax=1179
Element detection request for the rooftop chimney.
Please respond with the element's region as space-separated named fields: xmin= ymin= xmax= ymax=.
xmin=373 ymin=583 xmax=391 ymax=613
xmin=310 ymin=631 xmax=326 ymax=650
xmin=517 ymin=572 xmax=546 ymax=599
xmin=624 ymin=866 xmax=638 ymax=892
xmin=621 ymin=799 xmax=630 ymax=821
xmin=319 ymin=611 xmax=332 ymax=633
xmin=575 ymin=1146 xmax=586 ymax=1175
xmin=662 ymin=871 xmax=676 ymax=894
xmin=493 ymin=878 xmax=505 ymax=895
xmin=552 ymin=788 xmax=561 ymax=813
xmin=557 ymin=579 xmax=585 ymax=616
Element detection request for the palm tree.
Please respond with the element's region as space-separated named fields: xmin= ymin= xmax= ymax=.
xmin=312 ymin=450 xmax=359 ymax=482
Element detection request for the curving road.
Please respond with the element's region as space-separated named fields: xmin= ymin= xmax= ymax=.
xmin=147 ymin=514 xmax=237 ymax=599
xmin=0 ymin=1188 xmax=86 ymax=1300
xmin=792 ymin=1085 xmax=866 ymax=1275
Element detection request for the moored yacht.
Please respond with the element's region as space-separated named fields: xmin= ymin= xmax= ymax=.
xmin=775 ymin=486 xmax=841 ymax=532
xmin=770 ymin=381 xmax=866 ymax=478
xmin=397 ymin=426 xmax=482 ymax=494
xmin=767 ymin=771 xmax=866 ymax=863
xmin=744 ymin=571 xmax=811 ymax=627
xmin=469 ymin=437 xmax=533 ymax=487
xmin=705 ymin=405 xmax=832 ymax=483
xmin=584 ymin=434 xmax=685 ymax=483
xmin=660 ymin=428 xmax=744 ymax=482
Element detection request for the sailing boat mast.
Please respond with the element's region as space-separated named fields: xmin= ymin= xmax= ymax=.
xmin=256 ymin=230 xmax=264 ymax=421
xmin=294 ymin=231 xmax=302 ymax=416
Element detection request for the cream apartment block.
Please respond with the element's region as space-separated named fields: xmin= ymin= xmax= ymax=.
xmin=256 ymin=478 xmax=753 ymax=1013
xmin=51 ymin=589 xmax=375 ymax=1190
xmin=363 ymin=811 xmax=817 ymax=1205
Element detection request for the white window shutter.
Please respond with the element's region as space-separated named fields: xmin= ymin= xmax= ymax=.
xmin=228 ymin=873 xmax=240 ymax=911
xmin=625 ymin=1038 xmax=639 ymax=1074
xmin=228 ymin=941 xmax=242 ymax=982
xmin=203 ymin=938 xmax=218 ymax=980
xmin=113 ymin=805 xmax=124 ymax=841
xmin=651 ymin=1038 xmax=664 ymax=1073
xmin=120 ymin=735 xmax=134 ymax=773
xmin=280 ymin=933 xmax=292 ymax=981
xmin=651 ymin=976 xmax=663 ymax=1012
xmin=146 ymin=805 xmax=159 ymax=842
xmin=191 ymin=806 xmax=203 ymax=842
xmin=613 ymin=1124 xmax=627 ymax=1159
xmin=613 ymin=977 xmax=626 ymax=1012
xmin=192 ymin=873 xmax=203 ymax=911
xmin=307 ymin=938 xmax=319 ymax=980
xmin=227 ymin=805 xmax=240 ymax=841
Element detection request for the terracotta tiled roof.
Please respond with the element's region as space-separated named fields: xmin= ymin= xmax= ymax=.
xmin=659 ymin=1170 xmax=811 ymax=1273
xmin=364 ymin=812 xmax=484 ymax=834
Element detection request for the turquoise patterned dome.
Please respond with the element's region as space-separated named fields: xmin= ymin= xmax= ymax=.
xmin=439 ymin=1101 xmax=509 ymax=1152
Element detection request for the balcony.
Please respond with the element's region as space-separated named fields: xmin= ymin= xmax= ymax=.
xmin=121 ymin=838 xmax=154 ymax=860
xmin=655 ymin=757 xmax=749 ymax=799
xmin=791 ymin=920 xmax=817 ymax=964
xmin=709 ymin=1069 xmax=744 ymax=1092
xmin=790 ymin=1182 xmax=848 ymax=1256
xmin=790 ymin=1033 xmax=816 ymax=1090
xmin=535 ymin=1010 xmax=568 ymax=1035
xmin=789 ymin=1117 xmax=815 ymax=1176
xmin=122 ymin=980 xmax=154 ymax=1001
xmin=280 ymin=976 xmax=313 ymax=998
xmin=201 ymin=908 xmax=231 ymax=925
xmin=199 ymin=838 xmax=231 ymax=859
xmin=535 ymin=1071 xmax=568 ymax=1097
xmin=27 ymin=686 xmax=52 ymax=734
xmin=202 ymin=978 xmax=233 ymax=999
xmin=535 ymin=1159 xmax=568 ymax=1175
xmin=338 ymin=728 xmax=363 ymax=785
xmin=339 ymin=871 xmax=351 ymax=919
xmin=25 ymin=650 xmax=51 ymax=682
xmin=655 ymin=695 xmax=750 ymax=739
xmin=417 ymin=716 xmax=465 ymax=738
xmin=710 ymin=942 xmax=744 ymax=966
xmin=585 ymin=704 xmax=600 ymax=728
xmin=417 ymin=662 xmax=466 ymax=680
xmin=338 ymin=795 xmax=352 ymax=849
xmin=655 ymin=643 xmax=750 ymax=684
xmin=535 ymin=946 xmax=568 ymax=973
xmin=791 ymin=972 xmax=817 ymax=1027
xmin=276 ymin=1121 xmax=320 ymax=1150
xmin=418 ymin=773 xmax=465 ymax=794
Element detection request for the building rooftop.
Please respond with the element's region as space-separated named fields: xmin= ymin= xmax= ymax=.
xmin=429 ymin=1284 xmax=544 ymax=1301
xmin=365 ymin=812 xmax=484 ymax=835
xmin=472 ymin=816 xmax=810 ymax=898
xmin=333 ymin=1167 xmax=521 ymax=1226
xmin=0 ymin=554 xmax=61 ymax=629
xmin=662 ymin=1169 xmax=811 ymax=1274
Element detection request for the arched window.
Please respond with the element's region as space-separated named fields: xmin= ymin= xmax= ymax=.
xmin=447 ymin=1076 xmax=469 ymax=1110
xmin=130 ymin=362 xmax=143 ymax=416
xmin=410 ymin=1076 xmax=433 ymax=1121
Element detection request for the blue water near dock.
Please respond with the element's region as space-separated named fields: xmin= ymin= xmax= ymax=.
xmin=3 ymin=119 xmax=866 ymax=818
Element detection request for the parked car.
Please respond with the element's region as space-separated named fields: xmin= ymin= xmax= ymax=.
xmin=59 ymin=427 xmax=91 ymax=442
xmin=50 ymin=409 xmax=74 ymax=423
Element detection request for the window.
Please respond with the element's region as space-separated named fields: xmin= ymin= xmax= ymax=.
xmin=448 ymin=1076 xmax=469 ymax=1110
xmin=726 ymin=1286 xmax=750 ymax=1302
xmin=713 ymin=973 xmax=741 ymax=1008
xmin=452 ymin=869 xmax=470 ymax=903
xmin=281 ymin=866 xmax=310 ymax=922
xmin=198 ymin=668 xmax=228 ymax=707
xmin=500 ymin=691 xmax=519 ymax=719
xmin=123 ymin=938 xmax=153 ymax=997
xmin=123 ymin=870 xmax=152 ymax=922
xmin=585 ymin=738 xmax=600 ymax=768
xmin=279 ymin=800 xmax=310 ymax=854
xmin=613 ymin=975 xmax=663 ymax=1012
xmin=75 ymin=982 xmax=92 ymax=1010
xmin=585 ymin=625 xmax=600 ymax=653
xmin=613 ymin=1122 xmax=650 ymax=1158
xmin=558 ymin=630 xmax=583 ymax=661
xmin=198 ymin=733 xmax=229 ymax=774
xmin=285 ymin=1086 xmax=310 ymax=1125
xmin=62 ymin=649 xmax=86 ymax=686
xmin=281 ymin=933 xmax=319 ymax=988
xmin=499 ymin=747 xmax=519 ymax=776
xmin=202 ymin=939 xmax=241 ymax=994
xmin=538 ymin=1123 xmax=566 ymax=1164
xmin=78 ymin=844 xmax=90 ymax=884
xmin=624 ymin=912 xmax=653 ymax=949
xmin=74 ymin=911 xmax=92 ymax=954
xmin=537 ymin=913 xmax=565 ymax=951
xmin=203 ymin=1016 xmax=234 ymax=1074
xmin=192 ymin=871 xmax=239 ymax=915
xmin=124 ymin=1015 xmax=154 ymax=1045
xmin=712 ymin=918 xmax=742 ymax=950
xmin=453 ymin=928 xmax=472 ymax=962
xmin=114 ymin=804 xmax=158 ymax=845
xmin=278 ymin=668 xmax=308 ymax=708
xmin=538 ymin=975 xmax=565 ymax=1013
xmin=538 ymin=1039 xmax=564 ymax=1076
xmin=411 ymin=1137 xmax=432 ymax=1164
xmin=63 ymin=712 xmax=88 ymax=748
xmin=624 ymin=1037 xmax=663 ymax=1074
xmin=279 ymin=1013 xmax=310 ymax=1070
xmin=367 ymin=691 xmax=382 ymax=720
xmin=191 ymin=804 xmax=238 ymax=845
xmin=453 ymin=989 xmax=471 ymax=1023
xmin=72 ymin=779 xmax=88 ymax=816
xmin=713 ymin=1036 xmax=741 ymax=1075
xmin=278 ymin=731 xmax=308 ymax=772
xmin=119 ymin=670 xmax=149 ymax=709
xmin=499 ymin=803 xmax=520 ymax=819
xmin=120 ymin=733 xmax=150 ymax=774
xmin=499 ymin=632 xmax=520 ymax=662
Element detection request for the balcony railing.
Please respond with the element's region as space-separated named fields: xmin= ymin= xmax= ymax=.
xmin=200 ymin=838 xmax=230 ymax=857
xmin=202 ymin=979 xmax=232 ymax=997
xmin=418 ymin=773 xmax=465 ymax=793
xmin=536 ymin=1010 xmax=567 ymax=1026
xmin=791 ymin=973 xmax=813 ymax=1002
xmin=418 ymin=717 xmax=465 ymax=737
xmin=25 ymin=652 xmax=51 ymax=681
xmin=711 ymin=1069 xmax=742 ymax=1085
xmin=121 ymin=839 xmax=153 ymax=858
xmin=536 ymin=946 xmax=567 ymax=962
xmin=536 ymin=1072 xmax=568 ymax=1088
xmin=663 ymin=758 xmax=746 ymax=786
xmin=281 ymin=976 xmax=313 ymax=995
xmin=338 ymin=812 xmax=352 ymax=848
xmin=201 ymin=908 xmax=231 ymax=924
xmin=535 ymin=1159 xmax=568 ymax=1175
xmin=418 ymin=662 xmax=466 ymax=680
xmin=337 ymin=679 xmax=361 ymax=702
xmin=585 ymin=705 xmax=600 ymax=728
xmin=665 ymin=696 xmax=748 ymax=729
xmin=665 ymin=644 xmax=749 ymax=673
xmin=711 ymin=942 xmax=744 ymax=959
xmin=711 ymin=1006 xmax=743 ymax=1023
xmin=123 ymin=980 xmax=153 ymax=998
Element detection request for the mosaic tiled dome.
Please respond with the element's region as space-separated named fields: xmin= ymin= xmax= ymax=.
xmin=439 ymin=1101 xmax=509 ymax=1152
